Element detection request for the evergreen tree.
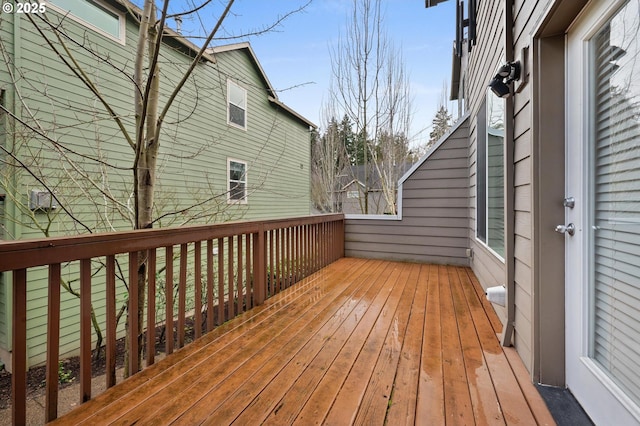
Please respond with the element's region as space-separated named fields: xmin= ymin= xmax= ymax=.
xmin=428 ymin=105 xmax=452 ymax=147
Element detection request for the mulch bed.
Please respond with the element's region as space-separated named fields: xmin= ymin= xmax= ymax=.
xmin=0 ymin=317 xmax=200 ymax=410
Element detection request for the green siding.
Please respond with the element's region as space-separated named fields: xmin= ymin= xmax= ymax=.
xmin=0 ymin=6 xmax=311 ymax=367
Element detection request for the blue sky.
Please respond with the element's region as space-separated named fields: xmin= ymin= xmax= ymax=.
xmin=174 ymin=0 xmax=457 ymax=148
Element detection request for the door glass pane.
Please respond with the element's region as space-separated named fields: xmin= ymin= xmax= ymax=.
xmin=590 ymin=0 xmax=640 ymax=406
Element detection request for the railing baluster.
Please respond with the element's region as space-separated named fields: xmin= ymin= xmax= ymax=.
xmin=228 ymin=236 xmax=235 ymax=319
xmin=45 ymin=263 xmax=61 ymax=422
xmin=302 ymin=224 xmax=307 ymax=279
xmin=338 ymin=218 xmax=344 ymax=257
xmin=294 ymin=226 xmax=298 ymax=282
xmin=288 ymin=227 xmax=293 ymax=287
xmin=106 ymin=255 xmax=116 ymax=387
xmin=80 ymin=259 xmax=92 ymax=403
xmin=147 ymin=249 xmax=156 ymax=366
xmin=315 ymin=223 xmax=322 ymax=271
xmin=245 ymin=233 xmax=252 ymax=310
xmin=323 ymin=222 xmax=328 ymax=267
xmin=237 ymin=235 xmax=244 ymax=314
xmin=327 ymin=222 xmax=334 ymax=264
xmin=12 ymin=268 xmax=27 ymax=426
xmin=178 ymin=244 xmax=187 ymax=349
xmin=307 ymin=224 xmax=311 ymax=275
xmin=296 ymin=225 xmax=302 ymax=282
xmin=285 ymin=227 xmax=290 ymax=289
xmin=217 ymin=238 xmax=224 ymax=324
xmin=292 ymin=226 xmax=297 ymax=284
xmin=129 ymin=252 xmax=139 ymax=375
xmin=206 ymin=240 xmax=214 ymax=332
xmin=194 ymin=241 xmax=202 ymax=339
xmin=318 ymin=223 xmax=323 ymax=269
xmin=333 ymin=220 xmax=337 ymax=260
xmin=275 ymin=228 xmax=281 ymax=293
xmin=268 ymin=230 xmax=274 ymax=296
xmin=253 ymin=227 xmax=266 ymax=305
xmin=165 ymin=246 xmax=174 ymax=355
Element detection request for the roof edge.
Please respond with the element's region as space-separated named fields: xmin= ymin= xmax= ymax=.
xmin=210 ymin=43 xmax=315 ymax=128
xmin=110 ymin=0 xmax=216 ymax=63
xmin=268 ymin=96 xmax=316 ymax=129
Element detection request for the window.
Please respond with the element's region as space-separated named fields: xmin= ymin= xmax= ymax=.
xmin=47 ymin=0 xmax=125 ymax=43
xmin=228 ymin=159 xmax=247 ymax=203
xmin=227 ymin=80 xmax=247 ymax=129
xmin=476 ymin=89 xmax=505 ymax=258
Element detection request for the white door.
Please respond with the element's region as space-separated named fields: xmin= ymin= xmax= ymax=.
xmin=565 ymin=0 xmax=640 ymax=424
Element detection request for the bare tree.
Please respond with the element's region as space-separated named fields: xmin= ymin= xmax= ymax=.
xmin=328 ymin=0 xmax=414 ymax=214
xmin=311 ymin=99 xmax=349 ymax=213
xmin=0 ymin=0 xmax=310 ymax=376
xmin=371 ymin=47 xmax=413 ymax=214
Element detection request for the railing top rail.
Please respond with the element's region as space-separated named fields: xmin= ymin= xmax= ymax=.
xmin=0 ymin=214 xmax=344 ymax=272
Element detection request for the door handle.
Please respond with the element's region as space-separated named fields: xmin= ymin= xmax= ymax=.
xmin=555 ymin=223 xmax=575 ymax=236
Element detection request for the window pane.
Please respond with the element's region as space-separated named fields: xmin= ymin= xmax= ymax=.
xmin=477 ymin=99 xmax=487 ymax=243
xmin=229 ymin=83 xmax=246 ymax=108
xmin=49 ymin=0 xmax=121 ymax=38
xmin=487 ymin=128 xmax=504 ymax=256
xmin=229 ymin=161 xmax=245 ymax=181
xmin=486 ymin=91 xmax=505 ymax=256
xmin=229 ymin=104 xmax=245 ymax=128
xmin=229 ymin=161 xmax=246 ymax=201
xmin=477 ymin=90 xmax=505 ymax=257
xmin=230 ymin=182 xmax=245 ymax=200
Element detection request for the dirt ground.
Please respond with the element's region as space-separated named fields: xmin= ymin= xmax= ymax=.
xmin=0 ymin=321 xmax=191 ymax=425
xmin=0 ymin=338 xmax=127 ymax=425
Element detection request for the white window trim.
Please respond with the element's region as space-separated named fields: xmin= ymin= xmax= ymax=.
xmin=46 ymin=0 xmax=126 ymax=45
xmin=227 ymin=158 xmax=248 ymax=204
xmin=227 ymin=79 xmax=247 ymax=130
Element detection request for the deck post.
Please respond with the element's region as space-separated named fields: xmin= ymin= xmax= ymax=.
xmin=12 ymin=269 xmax=27 ymax=426
xmin=45 ymin=264 xmax=61 ymax=422
xmin=338 ymin=218 xmax=345 ymax=259
xmin=128 ymin=251 xmax=139 ymax=375
xmin=80 ymin=259 xmax=92 ymax=403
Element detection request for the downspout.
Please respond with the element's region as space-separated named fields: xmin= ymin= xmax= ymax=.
xmin=501 ymin=0 xmax=516 ymax=346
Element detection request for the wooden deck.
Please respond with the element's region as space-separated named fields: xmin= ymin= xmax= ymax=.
xmin=52 ymin=258 xmax=555 ymax=425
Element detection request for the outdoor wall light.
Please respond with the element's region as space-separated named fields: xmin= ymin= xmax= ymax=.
xmin=488 ymin=61 xmax=521 ymax=98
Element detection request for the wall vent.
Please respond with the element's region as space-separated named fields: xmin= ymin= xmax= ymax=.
xmin=29 ymin=190 xmax=58 ymax=210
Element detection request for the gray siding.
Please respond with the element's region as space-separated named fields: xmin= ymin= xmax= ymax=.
xmin=345 ymin=117 xmax=470 ymax=265
xmin=466 ymin=0 xmax=508 ymax=323
xmin=465 ymin=0 xmax=575 ymax=377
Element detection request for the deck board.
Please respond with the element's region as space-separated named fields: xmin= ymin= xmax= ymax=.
xmin=52 ymin=258 xmax=555 ymax=425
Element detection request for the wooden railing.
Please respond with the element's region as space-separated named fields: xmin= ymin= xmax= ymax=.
xmin=0 ymin=214 xmax=344 ymax=424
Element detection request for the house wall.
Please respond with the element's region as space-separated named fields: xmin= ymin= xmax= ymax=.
xmin=465 ymin=0 xmax=509 ymax=325
xmin=520 ymin=0 xmax=588 ymax=386
xmin=345 ymin=116 xmax=470 ymax=266
xmin=338 ymin=184 xmax=385 ymax=215
xmin=465 ymin=0 xmax=587 ymax=383
xmin=0 ymin=5 xmax=311 ymax=368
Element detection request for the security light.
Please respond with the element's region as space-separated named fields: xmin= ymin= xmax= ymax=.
xmin=488 ymin=61 xmax=521 ymax=98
